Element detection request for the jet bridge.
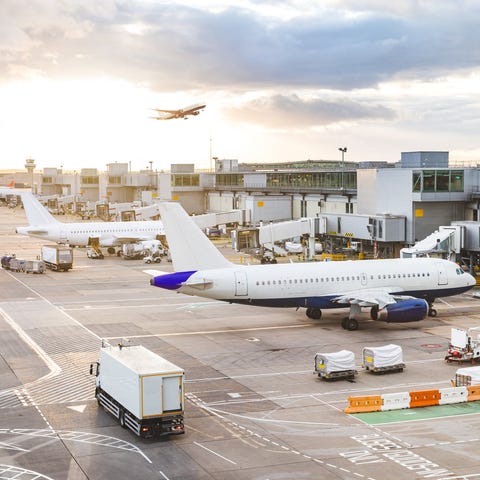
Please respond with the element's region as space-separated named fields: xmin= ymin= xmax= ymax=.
xmin=233 ymin=218 xmax=316 ymax=260
xmin=400 ymin=226 xmax=464 ymax=260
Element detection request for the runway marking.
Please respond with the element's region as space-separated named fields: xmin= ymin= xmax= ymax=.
xmin=0 ymin=307 xmax=61 ymax=385
xmin=193 ymin=441 xmax=237 ymax=465
xmin=187 ymin=394 xmax=375 ymax=479
xmin=0 ymin=464 xmax=55 ymax=480
xmin=0 ymin=428 xmax=152 ymax=463
xmin=103 ymin=323 xmax=315 ymax=340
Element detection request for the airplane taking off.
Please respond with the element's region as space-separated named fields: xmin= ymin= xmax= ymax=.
xmin=151 ymin=103 xmax=206 ymax=120
xmin=15 ymin=192 xmax=164 ymax=253
xmin=150 ymin=202 xmax=476 ymax=330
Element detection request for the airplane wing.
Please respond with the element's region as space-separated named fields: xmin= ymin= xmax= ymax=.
xmin=152 ymin=109 xmax=179 ymax=114
xmin=332 ymin=287 xmax=411 ymax=310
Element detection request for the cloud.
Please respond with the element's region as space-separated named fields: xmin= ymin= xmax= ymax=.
xmin=223 ymin=93 xmax=396 ymax=128
xmin=1 ymin=1 xmax=480 ymax=92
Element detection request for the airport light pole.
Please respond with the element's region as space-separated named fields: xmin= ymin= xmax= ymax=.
xmin=338 ymin=147 xmax=347 ymax=191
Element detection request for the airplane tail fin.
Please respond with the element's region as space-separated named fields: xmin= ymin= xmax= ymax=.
xmin=20 ymin=192 xmax=59 ymax=225
xmin=158 ymin=202 xmax=232 ymax=271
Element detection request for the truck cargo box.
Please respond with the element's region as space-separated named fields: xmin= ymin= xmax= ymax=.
xmin=314 ymin=350 xmax=357 ymax=380
xmin=362 ymin=344 xmax=404 ymax=373
xmin=91 ymin=344 xmax=184 ymax=437
xmin=41 ymin=245 xmax=73 ymax=271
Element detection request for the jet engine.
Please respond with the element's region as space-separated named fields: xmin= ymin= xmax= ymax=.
xmin=372 ymin=299 xmax=429 ymax=323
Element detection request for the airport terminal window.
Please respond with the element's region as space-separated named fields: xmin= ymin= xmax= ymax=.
xmin=81 ymin=176 xmax=99 ymax=184
xmin=422 ymin=170 xmax=435 ymax=191
xmin=171 ymin=174 xmax=200 ymax=187
xmin=412 ymin=170 xmax=464 ymax=193
xmin=436 ymin=171 xmax=450 ymax=191
xmin=108 ymin=176 xmax=122 ymax=184
xmin=412 ymin=172 xmax=421 ymax=192
xmin=450 ymin=170 xmax=464 ymax=192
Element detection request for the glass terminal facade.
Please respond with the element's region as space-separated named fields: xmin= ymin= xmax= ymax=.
xmin=412 ymin=170 xmax=464 ymax=192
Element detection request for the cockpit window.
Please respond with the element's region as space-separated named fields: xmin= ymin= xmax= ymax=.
xmin=456 ymin=267 xmax=465 ymax=275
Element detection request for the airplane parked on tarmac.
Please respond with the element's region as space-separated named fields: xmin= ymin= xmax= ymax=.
xmin=151 ymin=103 xmax=206 ymax=120
xmin=149 ymin=202 xmax=476 ymax=330
xmin=15 ymin=192 xmax=164 ymax=253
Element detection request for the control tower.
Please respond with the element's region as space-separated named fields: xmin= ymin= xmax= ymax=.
xmin=25 ymin=158 xmax=36 ymax=192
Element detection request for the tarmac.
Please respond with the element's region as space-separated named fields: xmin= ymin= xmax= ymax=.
xmin=2 ymin=202 xmax=480 ymax=479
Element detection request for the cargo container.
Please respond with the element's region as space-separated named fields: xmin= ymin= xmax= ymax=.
xmin=41 ymin=245 xmax=73 ymax=271
xmin=362 ymin=344 xmax=405 ymax=373
xmin=451 ymin=366 xmax=480 ymax=387
xmin=314 ymin=350 xmax=357 ymax=380
xmin=90 ymin=343 xmax=184 ymax=438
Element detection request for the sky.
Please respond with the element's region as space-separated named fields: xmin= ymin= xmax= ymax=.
xmin=1 ymin=0 xmax=480 ymax=173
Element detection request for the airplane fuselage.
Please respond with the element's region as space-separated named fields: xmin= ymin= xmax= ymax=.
xmin=152 ymin=257 xmax=475 ymax=308
xmin=17 ymin=220 xmax=164 ymax=247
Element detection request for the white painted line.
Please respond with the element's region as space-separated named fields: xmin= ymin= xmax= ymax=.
xmin=103 ymin=323 xmax=315 ymax=339
xmin=159 ymin=471 xmax=170 ymax=480
xmin=193 ymin=441 xmax=237 ymax=465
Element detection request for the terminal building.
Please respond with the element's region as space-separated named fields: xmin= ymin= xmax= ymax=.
xmin=2 ymin=151 xmax=480 ymax=263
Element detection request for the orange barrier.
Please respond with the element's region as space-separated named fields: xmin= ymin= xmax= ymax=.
xmin=344 ymin=395 xmax=383 ymax=414
xmin=467 ymin=385 xmax=480 ymax=401
xmin=409 ymin=389 xmax=440 ymax=408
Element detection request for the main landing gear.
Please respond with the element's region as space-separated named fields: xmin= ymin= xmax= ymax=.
xmin=305 ymin=306 xmax=360 ymax=330
xmin=306 ymin=308 xmax=322 ymax=320
xmin=341 ymin=317 xmax=359 ymax=331
xmin=427 ymin=299 xmax=437 ymax=317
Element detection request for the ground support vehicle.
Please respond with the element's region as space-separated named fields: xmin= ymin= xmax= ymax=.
xmin=41 ymin=245 xmax=73 ymax=271
xmin=24 ymin=260 xmax=45 ymax=274
xmin=90 ymin=343 xmax=185 ymax=438
xmin=445 ymin=327 xmax=480 ymax=363
xmin=86 ymin=246 xmax=104 ymax=259
xmin=314 ymin=350 xmax=357 ymax=380
xmin=451 ymin=366 xmax=480 ymax=386
xmin=1 ymin=255 xmax=14 ymax=269
xmin=8 ymin=258 xmax=26 ymax=272
xmin=362 ymin=344 xmax=405 ymax=374
xmin=143 ymin=251 xmax=162 ymax=264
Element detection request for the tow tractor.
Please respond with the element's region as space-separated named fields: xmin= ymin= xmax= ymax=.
xmin=445 ymin=327 xmax=480 ymax=363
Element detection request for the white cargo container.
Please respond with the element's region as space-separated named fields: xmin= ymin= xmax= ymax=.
xmin=362 ymin=344 xmax=405 ymax=373
xmin=314 ymin=350 xmax=357 ymax=380
xmin=452 ymin=366 xmax=480 ymax=387
xmin=90 ymin=344 xmax=184 ymax=438
xmin=41 ymin=245 xmax=73 ymax=271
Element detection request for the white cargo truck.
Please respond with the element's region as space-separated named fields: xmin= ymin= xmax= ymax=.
xmin=314 ymin=350 xmax=357 ymax=380
xmin=90 ymin=343 xmax=185 ymax=438
xmin=362 ymin=344 xmax=405 ymax=374
xmin=41 ymin=245 xmax=73 ymax=271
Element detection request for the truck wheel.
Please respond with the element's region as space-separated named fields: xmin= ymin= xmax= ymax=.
xmin=154 ymin=257 xmax=161 ymax=263
xmin=119 ymin=410 xmax=126 ymax=428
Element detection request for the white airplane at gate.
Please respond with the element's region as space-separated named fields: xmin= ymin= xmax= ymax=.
xmin=149 ymin=202 xmax=476 ymax=330
xmin=16 ymin=192 xmax=164 ymax=252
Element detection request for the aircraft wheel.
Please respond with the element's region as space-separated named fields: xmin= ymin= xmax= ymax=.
xmin=370 ymin=305 xmax=379 ymax=320
xmin=345 ymin=318 xmax=359 ymax=331
xmin=306 ymin=308 xmax=321 ymax=320
xmin=428 ymin=308 xmax=437 ymax=317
